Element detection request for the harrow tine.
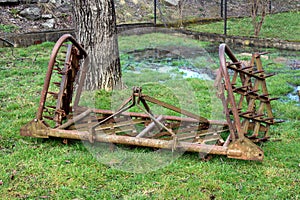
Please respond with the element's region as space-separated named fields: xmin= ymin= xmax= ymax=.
xmin=239 ymin=111 xmax=254 ymax=116
xmin=275 ymin=120 xmax=285 ymax=124
xmin=241 ymin=66 xmax=253 ymax=70
xmin=57 ymin=58 xmax=66 ymax=63
xmin=45 ymin=105 xmax=56 ymax=109
xmin=47 ymin=91 xmax=59 ymax=99
xmin=53 ymin=82 xmax=61 ymax=87
xmin=269 ymin=97 xmax=279 ymax=101
xmin=245 ymin=89 xmax=259 ymax=95
xmin=43 ymin=116 xmax=54 ymax=120
xmin=253 ymin=114 xmax=265 ymax=118
xmin=252 ymin=70 xmax=265 ymax=74
xmin=229 ymin=61 xmax=242 ymax=66
xmin=233 ymin=86 xmax=248 ymax=92
xmin=264 ymin=73 xmax=276 ymax=78
xmin=259 ymin=93 xmax=269 ymax=98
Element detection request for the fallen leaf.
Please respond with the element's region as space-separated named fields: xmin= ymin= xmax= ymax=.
xmin=0 ymin=180 xmax=3 ymax=185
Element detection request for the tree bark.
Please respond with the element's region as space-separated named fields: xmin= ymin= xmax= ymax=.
xmin=250 ymin=0 xmax=268 ymax=37
xmin=73 ymin=0 xmax=122 ymax=91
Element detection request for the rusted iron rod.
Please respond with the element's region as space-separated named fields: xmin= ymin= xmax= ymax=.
xmin=57 ymin=109 xmax=92 ymax=129
xmin=141 ymin=95 xmax=209 ymax=124
xmin=47 ymin=128 xmax=241 ymax=157
xmin=87 ymin=107 xmax=227 ymax=126
xmin=136 ymin=115 xmax=164 ymax=138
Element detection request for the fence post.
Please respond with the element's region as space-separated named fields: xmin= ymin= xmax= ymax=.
xmin=221 ymin=0 xmax=224 ymax=18
xmin=224 ymin=0 xmax=227 ymax=35
xmin=154 ymin=0 xmax=157 ymax=25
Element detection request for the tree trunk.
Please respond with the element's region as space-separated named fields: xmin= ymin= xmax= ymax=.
xmin=250 ymin=0 xmax=268 ymax=37
xmin=73 ymin=0 xmax=122 ymax=91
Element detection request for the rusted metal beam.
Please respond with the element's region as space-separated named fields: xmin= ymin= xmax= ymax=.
xmin=20 ymin=119 xmax=263 ymax=161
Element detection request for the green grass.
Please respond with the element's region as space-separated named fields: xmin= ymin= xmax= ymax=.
xmin=187 ymin=11 xmax=300 ymax=41
xmin=0 ymin=33 xmax=300 ymax=199
xmin=118 ymin=33 xmax=211 ymax=51
xmin=0 ymin=24 xmax=18 ymax=33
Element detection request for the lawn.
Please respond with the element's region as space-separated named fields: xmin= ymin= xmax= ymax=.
xmin=187 ymin=11 xmax=300 ymax=42
xmin=0 ymin=33 xmax=299 ymax=199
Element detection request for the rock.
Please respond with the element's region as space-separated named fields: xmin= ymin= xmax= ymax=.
xmin=20 ymin=7 xmax=41 ymax=20
xmin=50 ymin=0 xmax=71 ymax=5
xmin=19 ymin=0 xmax=38 ymax=3
xmin=0 ymin=0 xmax=19 ymax=3
xmin=41 ymin=18 xmax=55 ymax=29
xmin=164 ymin=0 xmax=179 ymax=6
xmin=42 ymin=14 xmax=53 ymax=19
xmin=57 ymin=4 xmax=72 ymax=13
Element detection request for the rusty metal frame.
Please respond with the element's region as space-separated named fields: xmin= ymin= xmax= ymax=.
xmin=20 ymin=35 xmax=279 ymax=161
xmin=215 ymin=44 xmax=282 ymax=143
xmin=36 ymin=34 xmax=88 ymax=125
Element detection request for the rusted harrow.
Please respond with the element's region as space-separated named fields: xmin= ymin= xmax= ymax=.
xmin=21 ymin=34 xmax=280 ymax=161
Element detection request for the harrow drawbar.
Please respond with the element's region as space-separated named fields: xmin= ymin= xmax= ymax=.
xmin=21 ymin=34 xmax=280 ymax=161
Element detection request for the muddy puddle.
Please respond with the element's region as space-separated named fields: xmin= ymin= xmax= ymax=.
xmin=122 ymin=45 xmax=300 ymax=104
xmin=287 ymin=85 xmax=300 ymax=102
xmin=122 ymin=47 xmax=217 ymax=80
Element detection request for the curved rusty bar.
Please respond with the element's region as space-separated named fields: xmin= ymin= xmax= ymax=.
xmin=37 ymin=34 xmax=88 ymax=120
xmin=218 ymin=44 xmax=244 ymax=140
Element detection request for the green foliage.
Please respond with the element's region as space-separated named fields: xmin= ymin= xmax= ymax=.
xmin=9 ymin=8 xmax=19 ymax=17
xmin=0 ymin=33 xmax=299 ymax=199
xmin=187 ymin=11 xmax=300 ymax=41
xmin=0 ymin=24 xmax=18 ymax=33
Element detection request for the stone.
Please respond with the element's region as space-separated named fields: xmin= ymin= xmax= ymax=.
xmin=164 ymin=0 xmax=179 ymax=6
xmin=49 ymin=0 xmax=71 ymax=5
xmin=42 ymin=14 xmax=53 ymax=19
xmin=0 ymin=0 xmax=19 ymax=3
xmin=57 ymin=4 xmax=72 ymax=13
xmin=19 ymin=7 xmax=41 ymax=20
xmin=19 ymin=0 xmax=38 ymax=3
xmin=41 ymin=18 xmax=55 ymax=29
